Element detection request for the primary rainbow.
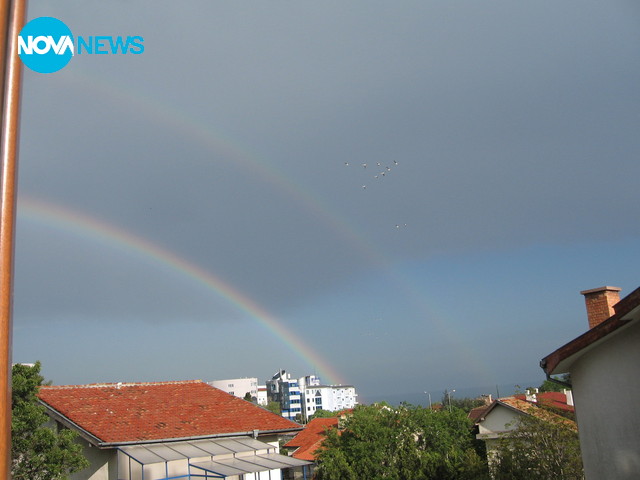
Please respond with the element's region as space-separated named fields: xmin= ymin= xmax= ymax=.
xmin=18 ymin=196 xmax=346 ymax=386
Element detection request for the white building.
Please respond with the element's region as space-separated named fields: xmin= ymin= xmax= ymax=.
xmin=299 ymin=375 xmax=358 ymax=421
xmin=208 ymin=377 xmax=259 ymax=402
xmin=257 ymin=385 xmax=268 ymax=406
xmin=267 ymin=371 xmax=359 ymax=422
xmin=266 ymin=370 xmax=302 ymax=421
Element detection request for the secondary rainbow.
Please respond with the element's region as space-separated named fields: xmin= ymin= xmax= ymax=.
xmin=18 ymin=196 xmax=345 ymax=386
xmin=39 ymin=70 xmax=492 ymax=384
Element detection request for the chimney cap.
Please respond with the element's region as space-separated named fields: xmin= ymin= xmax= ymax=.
xmin=580 ymin=286 xmax=621 ymax=295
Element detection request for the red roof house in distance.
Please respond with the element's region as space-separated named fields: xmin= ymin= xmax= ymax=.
xmin=513 ymin=390 xmax=575 ymax=415
xmin=283 ymin=417 xmax=339 ymax=461
xmin=37 ymin=380 xmax=310 ymax=480
xmin=472 ymin=395 xmax=577 ymax=469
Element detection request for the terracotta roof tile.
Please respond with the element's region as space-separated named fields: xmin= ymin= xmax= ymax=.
xmin=37 ymin=380 xmax=300 ymax=444
xmin=496 ymin=397 xmax=577 ymax=430
xmin=468 ymin=405 xmax=490 ymax=422
xmin=284 ymin=417 xmax=339 ymax=461
xmin=513 ymin=392 xmax=574 ymax=412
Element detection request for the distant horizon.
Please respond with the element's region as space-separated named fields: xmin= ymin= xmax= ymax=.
xmin=361 ymin=379 xmax=545 ymax=406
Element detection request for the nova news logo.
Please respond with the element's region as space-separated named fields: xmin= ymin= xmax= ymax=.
xmin=18 ymin=17 xmax=144 ymax=74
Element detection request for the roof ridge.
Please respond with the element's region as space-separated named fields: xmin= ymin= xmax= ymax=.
xmin=39 ymin=380 xmax=204 ymax=390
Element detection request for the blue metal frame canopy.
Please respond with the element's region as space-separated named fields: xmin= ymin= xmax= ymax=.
xmin=190 ymin=453 xmax=311 ymax=477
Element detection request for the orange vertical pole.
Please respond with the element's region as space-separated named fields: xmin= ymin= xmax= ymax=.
xmin=0 ymin=0 xmax=26 ymax=477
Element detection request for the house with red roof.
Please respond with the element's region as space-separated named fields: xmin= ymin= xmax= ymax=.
xmin=283 ymin=417 xmax=339 ymax=462
xmin=472 ymin=396 xmax=577 ymax=468
xmin=512 ymin=389 xmax=575 ymax=415
xmin=37 ymin=380 xmax=310 ymax=480
xmin=540 ymin=286 xmax=640 ymax=480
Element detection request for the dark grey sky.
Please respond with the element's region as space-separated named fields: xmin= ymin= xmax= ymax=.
xmin=12 ymin=0 xmax=640 ymax=401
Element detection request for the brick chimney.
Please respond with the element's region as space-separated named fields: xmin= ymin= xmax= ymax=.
xmin=580 ymin=286 xmax=621 ymax=329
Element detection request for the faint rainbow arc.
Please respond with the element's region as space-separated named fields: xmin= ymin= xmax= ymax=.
xmin=46 ymin=69 xmax=493 ymax=383
xmin=58 ymin=69 xmax=385 ymax=269
xmin=18 ymin=196 xmax=345 ymax=386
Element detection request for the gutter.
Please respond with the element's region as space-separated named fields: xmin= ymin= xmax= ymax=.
xmin=539 ymin=359 xmax=572 ymax=388
xmin=38 ymin=400 xmax=104 ymax=447
xmin=99 ymin=427 xmax=304 ymax=448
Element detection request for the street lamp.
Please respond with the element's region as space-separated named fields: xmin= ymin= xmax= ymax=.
xmin=448 ymin=389 xmax=456 ymax=412
xmin=424 ymin=391 xmax=432 ymax=410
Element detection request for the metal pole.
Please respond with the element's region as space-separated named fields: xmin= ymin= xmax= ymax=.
xmin=0 ymin=1 xmax=10 ymax=113
xmin=0 ymin=0 xmax=26 ymax=477
xmin=423 ymin=391 xmax=432 ymax=410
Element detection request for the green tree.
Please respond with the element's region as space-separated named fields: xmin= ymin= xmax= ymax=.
xmin=448 ymin=397 xmax=488 ymax=414
xmin=440 ymin=390 xmax=486 ymax=413
xmin=538 ymin=374 xmax=571 ymax=393
xmin=265 ymin=401 xmax=281 ymax=415
xmin=315 ymin=403 xmax=489 ymax=480
xmin=12 ymin=362 xmax=89 ymax=480
xmin=309 ymin=409 xmax=339 ymax=420
xmin=491 ymin=407 xmax=583 ymax=480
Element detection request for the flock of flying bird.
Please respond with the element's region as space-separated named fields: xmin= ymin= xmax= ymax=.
xmin=344 ymin=159 xmax=399 ymax=189
xmin=344 ymin=159 xmax=407 ymax=229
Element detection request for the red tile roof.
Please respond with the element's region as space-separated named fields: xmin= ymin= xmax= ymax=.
xmin=37 ymin=380 xmax=301 ymax=445
xmin=490 ymin=397 xmax=577 ymax=430
xmin=513 ymin=392 xmax=574 ymax=412
xmin=284 ymin=417 xmax=339 ymax=461
xmin=468 ymin=405 xmax=491 ymax=422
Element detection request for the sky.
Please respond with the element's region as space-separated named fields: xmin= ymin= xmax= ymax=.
xmin=11 ymin=0 xmax=640 ymax=404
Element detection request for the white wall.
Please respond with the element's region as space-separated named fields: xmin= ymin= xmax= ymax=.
xmin=71 ymin=437 xmax=116 ymax=480
xmin=571 ymin=321 xmax=640 ymax=479
xmin=257 ymin=386 xmax=268 ymax=406
xmin=209 ymin=378 xmax=259 ymax=400
xmin=476 ymin=405 xmax=523 ymax=439
xmin=303 ymin=385 xmax=358 ymax=420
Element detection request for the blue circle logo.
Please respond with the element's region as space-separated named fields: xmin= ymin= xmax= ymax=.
xmin=18 ymin=17 xmax=74 ymax=74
